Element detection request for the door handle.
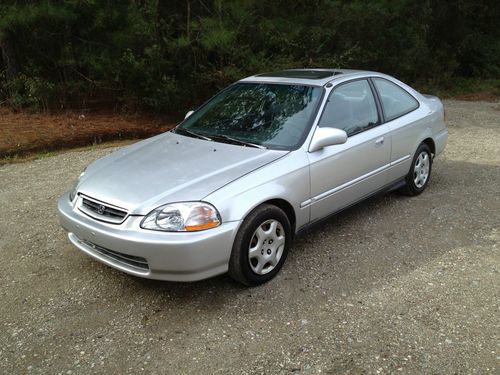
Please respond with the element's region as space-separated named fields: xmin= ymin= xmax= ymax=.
xmin=375 ymin=137 xmax=384 ymax=147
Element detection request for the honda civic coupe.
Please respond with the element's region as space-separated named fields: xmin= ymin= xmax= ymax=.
xmin=58 ymin=69 xmax=448 ymax=286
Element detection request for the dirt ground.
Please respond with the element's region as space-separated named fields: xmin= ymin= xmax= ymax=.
xmin=0 ymin=100 xmax=499 ymax=374
xmin=0 ymin=107 xmax=174 ymax=158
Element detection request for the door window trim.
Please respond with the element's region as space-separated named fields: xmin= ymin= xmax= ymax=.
xmin=317 ymin=77 xmax=383 ymax=137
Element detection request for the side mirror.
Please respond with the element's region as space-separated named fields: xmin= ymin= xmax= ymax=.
xmin=184 ymin=110 xmax=194 ymax=119
xmin=309 ymin=127 xmax=347 ymax=152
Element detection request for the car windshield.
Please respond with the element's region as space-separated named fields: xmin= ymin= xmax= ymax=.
xmin=178 ymin=82 xmax=323 ymax=150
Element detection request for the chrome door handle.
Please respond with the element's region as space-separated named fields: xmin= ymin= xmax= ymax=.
xmin=375 ymin=137 xmax=384 ymax=147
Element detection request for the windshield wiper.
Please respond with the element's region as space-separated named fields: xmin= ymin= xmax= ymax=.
xmin=207 ymin=134 xmax=267 ymax=149
xmin=174 ymin=127 xmax=265 ymax=149
xmin=173 ymin=127 xmax=212 ymax=141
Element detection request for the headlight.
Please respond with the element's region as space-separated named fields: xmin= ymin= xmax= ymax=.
xmin=141 ymin=202 xmax=221 ymax=232
xmin=69 ymin=169 xmax=86 ymax=202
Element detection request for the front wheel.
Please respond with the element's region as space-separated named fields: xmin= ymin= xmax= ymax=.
xmin=228 ymin=204 xmax=291 ymax=286
xmin=400 ymin=143 xmax=432 ymax=196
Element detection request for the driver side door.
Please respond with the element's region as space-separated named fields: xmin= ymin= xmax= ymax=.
xmin=307 ymin=79 xmax=392 ymax=222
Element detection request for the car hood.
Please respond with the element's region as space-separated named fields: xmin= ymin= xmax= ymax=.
xmin=77 ymin=132 xmax=287 ymax=215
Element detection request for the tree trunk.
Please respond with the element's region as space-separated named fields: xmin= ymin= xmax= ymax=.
xmin=0 ymin=33 xmax=20 ymax=81
xmin=186 ymin=0 xmax=191 ymax=40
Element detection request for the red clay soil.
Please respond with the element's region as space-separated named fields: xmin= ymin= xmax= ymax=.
xmin=0 ymin=107 xmax=176 ymax=158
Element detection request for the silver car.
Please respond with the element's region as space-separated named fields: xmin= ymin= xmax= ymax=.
xmin=58 ymin=69 xmax=448 ymax=286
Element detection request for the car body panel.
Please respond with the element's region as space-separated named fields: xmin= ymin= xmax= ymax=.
xmin=76 ymin=131 xmax=287 ymax=215
xmin=204 ymin=150 xmax=311 ymax=229
xmin=434 ymin=129 xmax=448 ymax=156
xmin=58 ymin=69 xmax=448 ymax=282
xmin=307 ymin=123 xmax=392 ymax=221
xmin=384 ymin=109 xmax=430 ymax=182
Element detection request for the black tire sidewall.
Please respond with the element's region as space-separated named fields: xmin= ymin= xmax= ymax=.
xmin=229 ymin=205 xmax=291 ymax=286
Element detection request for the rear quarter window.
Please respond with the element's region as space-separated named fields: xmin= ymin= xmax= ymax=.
xmin=373 ymin=78 xmax=419 ymax=122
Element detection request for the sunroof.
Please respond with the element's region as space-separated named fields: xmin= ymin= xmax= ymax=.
xmin=258 ymin=70 xmax=341 ymax=79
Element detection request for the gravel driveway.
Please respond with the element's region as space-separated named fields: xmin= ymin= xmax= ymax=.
xmin=0 ymin=100 xmax=499 ymax=374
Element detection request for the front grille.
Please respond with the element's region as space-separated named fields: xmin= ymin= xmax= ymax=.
xmin=80 ymin=238 xmax=149 ymax=271
xmin=79 ymin=195 xmax=128 ymax=224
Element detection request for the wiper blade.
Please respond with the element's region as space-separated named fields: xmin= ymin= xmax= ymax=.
xmin=174 ymin=127 xmax=265 ymax=149
xmin=173 ymin=127 xmax=212 ymax=141
xmin=208 ymin=134 xmax=267 ymax=149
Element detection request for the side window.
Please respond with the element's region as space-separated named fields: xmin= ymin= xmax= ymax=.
xmin=373 ymin=78 xmax=419 ymax=121
xmin=318 ymin=80 xmax=378 ymax=136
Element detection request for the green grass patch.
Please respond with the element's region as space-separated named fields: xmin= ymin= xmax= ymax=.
xmin=35 ymin=151 xmax=57 ymax=160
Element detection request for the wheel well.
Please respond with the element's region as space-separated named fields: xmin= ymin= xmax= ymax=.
xmin=422 ymin=137 xmax=435 ymax=155
xmin=265 ymin=199 xmax=296 ymax=234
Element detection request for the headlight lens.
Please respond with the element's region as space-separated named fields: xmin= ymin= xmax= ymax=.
xmin=141 ymin=202 xmax=221 ymax=232
xmin=69 ymin=169 xmax=86 ymax=202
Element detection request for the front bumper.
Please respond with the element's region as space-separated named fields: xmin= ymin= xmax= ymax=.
xmin=57 ymin=193 xmax=240 ymax=281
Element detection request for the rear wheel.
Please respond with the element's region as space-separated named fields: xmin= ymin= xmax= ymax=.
xmin=400 ymin=143 xmax=432 ymax=196
xmin=228 ymin=204 xmax=291 ymax=286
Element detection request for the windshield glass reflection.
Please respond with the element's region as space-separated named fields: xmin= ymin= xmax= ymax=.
xmin=180 ymin=83 xmax=322 ymax=150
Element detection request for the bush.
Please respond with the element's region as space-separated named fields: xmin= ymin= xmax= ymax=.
xmin=0 ymin=0 xmax=498 ymax=113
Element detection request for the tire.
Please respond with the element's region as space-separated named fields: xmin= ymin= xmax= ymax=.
xmin=228 ymin=204 xmax=291 ymax=286
xmin=399 ymin=143 xmax=433 ymax=196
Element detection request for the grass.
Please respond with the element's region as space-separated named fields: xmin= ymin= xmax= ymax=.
xmin=35 ymin=151 xmax=58 ymax=160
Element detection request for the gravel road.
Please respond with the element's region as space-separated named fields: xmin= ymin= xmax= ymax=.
xmin=0 ymin=100 xmax=499 ymax=374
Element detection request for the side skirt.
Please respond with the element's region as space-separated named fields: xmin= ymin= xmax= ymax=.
xmin=295 ymin=177 xmax=406 ymax=237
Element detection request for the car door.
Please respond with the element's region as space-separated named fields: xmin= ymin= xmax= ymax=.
xmin=307 ymin=78 xmax=392 ymax=222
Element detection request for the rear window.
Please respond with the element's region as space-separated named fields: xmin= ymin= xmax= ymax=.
xmin=373 ymin=78 xmax=419 ymax=121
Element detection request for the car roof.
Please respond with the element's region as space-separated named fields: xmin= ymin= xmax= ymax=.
xmin=239 ymin=69 xmax=376 ymax=86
